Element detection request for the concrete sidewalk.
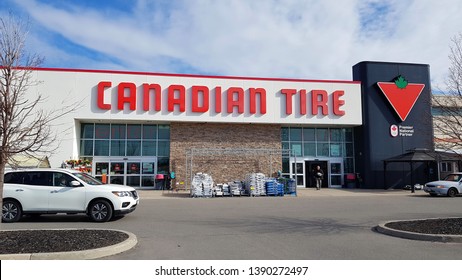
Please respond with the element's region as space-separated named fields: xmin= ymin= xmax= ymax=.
xmin=138 ymin=187 xmax=418 ymax=199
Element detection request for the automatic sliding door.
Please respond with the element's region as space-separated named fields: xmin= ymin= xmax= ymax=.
xmin=330 ymin=160 xmax=343 ymax=188
xmin=94 ymin=161 xmax=109 ymax=183
xmin=110 ymin=162 xmax=125 ymax=185
xmin=126 ymin=162 xmax=141 ymax=187
xmin=141 ymin=161 xmax=156 ymax=188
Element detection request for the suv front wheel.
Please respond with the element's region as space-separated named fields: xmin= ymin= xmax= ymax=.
xmin=88 ymin=200 xmax=113 ymax=222
xmin=2 ymin=199 xmax=22 ymax=223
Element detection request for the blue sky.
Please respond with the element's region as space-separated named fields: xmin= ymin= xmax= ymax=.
xmin=2 ymin=0 xmax=462 ymax=88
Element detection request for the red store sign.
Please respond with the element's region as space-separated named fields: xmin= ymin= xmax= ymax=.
xmin=97 ymin=81 xmax=346 ymax=116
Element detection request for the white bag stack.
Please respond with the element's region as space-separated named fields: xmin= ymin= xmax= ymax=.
xmin=245 ymin=173 xmax=266 ymax=196
xmin=229 ymin=181 xmax=243 ymax=196
xmin=214 ymin=184 xmax=224 ymax=197
xmin=190 ymin=173 xmax=214 ymax=197
xmin=222 ymin=183 xmax=230 ymax=196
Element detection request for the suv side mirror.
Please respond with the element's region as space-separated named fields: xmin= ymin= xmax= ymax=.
xmin=70 ymin=180 xmax=82 ymax=187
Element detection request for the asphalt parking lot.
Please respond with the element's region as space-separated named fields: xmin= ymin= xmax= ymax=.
xmin=2 ymin=188 xmax=462 ymax=259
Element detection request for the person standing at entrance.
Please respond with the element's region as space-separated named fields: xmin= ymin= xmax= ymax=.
xmin=314 ymin=165 xmax=324 ymax=190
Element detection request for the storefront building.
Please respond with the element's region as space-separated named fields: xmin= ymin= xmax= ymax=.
xmin=25 ymin=61 xmax=433 ymax=189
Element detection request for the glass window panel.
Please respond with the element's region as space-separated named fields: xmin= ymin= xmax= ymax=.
xmin=126 ymin=176 xmax=140 ymax=187
xmin=296 ymin=176 xmax=303 ymax=186
xmin=345 ymin=143 xmax=354 ymax=157
xmin=110 ymin=176 xmax=124 ymax=185
xmin=292 ymin=162 xmax=303 ymax=174
xmin=158 ymin=141 xmax=170 ymax=157
xmin=142 ymin=162 xmax=156 ymax=174
xmin=127 ymin=124 xmax=141 ymax=139
xmin=281 ymin=127 xmax=289 ymax=141
xmin=331 ymin=175 xmax=342 ymax=185
xmin=111 ymin=140 xmax=126 ymax=156
xmin=317 ymin=142 xmax=330 ymax=157
xmin=330 ymin=144 xmax=342 ymax=157
xmin=344 ymin=158 xmax=354 ymax=173
xmin=110 ymin=162 xmax=125 ymax=175
xmin=344 ymin=128 xmax=353 ymax=142
xmin=331 ymin=163 xmax=341 ymax=174
xmin=290 ymin=142 xmax=302 ymax=157
xmin=111 ymin=124 xmax=126 ymax=139
xmin=95 ymin=162 xmax=109 ymax=175
xmin=95 ymin=124 xmax=110 ymax=139
xmin=282 ymin=158 xmax=289 ymax=173
xmin=330 ymin=128 xmax=343 ymax=142
xmin=143 ymin=125 xmax=157 ymax=140
xmin=126 ymin=140 xmax=141 ymax=156
xmin=290 ymin=127 xmax=302 ymax=141
xmin=94 ymin=140 xmax=109 ymax=156
xmin=158 ymin=125 xmax=170 ymax=139
xmin=127 ymin=162 xmax=140 ymax=174
xmin=303 ymin=128 xmax=315 ymax=141
xmin=157 ymin=157 xmax=170 ymax=174
xmin=142 ymin=141 xmax=157 ymax=156
xmin=303 ymin=143 xmax=316 ymax=156
xmin=316 ymin=128 xmax=328 ymax=141
xmin=282 ymin=141 xmax=289 ymax=153
xmin=81 ymin=123 xmax=94 ymax=138
xmin=141 ymin=176 xmax=155 ymax=187
xmin=80 ymin=140 xmax=93 ymax=156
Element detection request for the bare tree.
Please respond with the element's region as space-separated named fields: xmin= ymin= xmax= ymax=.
xmin=433 ymin=32 xmax=462 ymax=153
xmin=0 ymin=14 xmax=78 ymax=223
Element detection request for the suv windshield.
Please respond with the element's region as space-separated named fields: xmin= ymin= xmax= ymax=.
xmin=72 ymin=172 xmax=103 ymax=185
xmin=444 ymin=174 xmax=462 ymax=182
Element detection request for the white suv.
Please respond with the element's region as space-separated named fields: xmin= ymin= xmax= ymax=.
xmin=2 ymin=169 xmax=139 ymax=223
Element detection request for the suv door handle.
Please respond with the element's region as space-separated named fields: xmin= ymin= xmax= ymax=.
xmin=50 ymin=190 xmax=59 ymax=193
xmin=15 ymin=189 xmax=24 ymax=192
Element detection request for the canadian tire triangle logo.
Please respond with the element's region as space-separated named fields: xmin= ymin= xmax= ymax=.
xmin=377 ymin=76 xmax=425 ymax=122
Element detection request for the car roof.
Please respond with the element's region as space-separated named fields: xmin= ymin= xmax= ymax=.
xmin=5 ymin=168 xmax=81 ymax=174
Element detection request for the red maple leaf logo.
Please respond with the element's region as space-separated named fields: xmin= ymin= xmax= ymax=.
xmin=377 ymin=76 xmax=425 ymax=121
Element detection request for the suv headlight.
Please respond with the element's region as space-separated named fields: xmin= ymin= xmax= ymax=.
xmin=112 ymin=191 xmax=132 ymax=197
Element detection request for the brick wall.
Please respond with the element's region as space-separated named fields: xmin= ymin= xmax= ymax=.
xmin=170 ymin=123 xmax=282 ymax=188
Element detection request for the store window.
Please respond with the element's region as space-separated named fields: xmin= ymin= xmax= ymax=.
xmin=441 ymin=162 xmax=453 ymax=172
xmin=80 ymin=140 xmax=93 ymax=156
xmin=158 ymin=125 xmax=170 ymax=139
xmin=95 ymin=124 xmax=110 ymax=139
xmin=127 ymin=141 xmax=141 ymax=156
xmin=142 ymin=141 xmax=157 ymax=156
xmin=81 ymin=123 xmax=94 ymax=138
xmin=143 ymin=125 xmax=157 ymax=139
xmin=94 ymin=140 xmax=109 ymax=156
xmin=127 ymin=124 xmax=141 ymax=139
xmin=79 ymin=123 xmax=170 ymax=176
xmin=111 ymin=124 xmax=126 ymax=139
xmin=303 ymin=128 xmax=315 ymax=141
xmin=281 ymin=127 xmax=355 ymax=177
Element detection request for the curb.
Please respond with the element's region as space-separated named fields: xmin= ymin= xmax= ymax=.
xmin=376 ymin=218 xmax=462 ymax=243
xmin=0 ymin=229 xmax=137 ymax=260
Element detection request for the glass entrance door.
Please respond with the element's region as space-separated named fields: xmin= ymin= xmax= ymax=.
xmin=329 ymin=159 xmax=343 ymax=188
xmin=93 ymin=158 xmax=157 ymax=188
xmin=291 ymin=161 xmax=304 ymax=187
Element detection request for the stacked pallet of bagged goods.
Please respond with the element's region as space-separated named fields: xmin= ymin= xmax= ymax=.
xmin=229 ymin=181 xmax=243 ymax=196
xmin=214 ymin=184 xmax=224 ymax=197
xmin=190 ymin=173 xmax=214 ymax=197
xmin=222 ymin=183 xmax=231 ymax=196
xmin=265 ymin=179 xmax=285 ymax=196
xmin=245 ymin=173 xmax=266 ymax=196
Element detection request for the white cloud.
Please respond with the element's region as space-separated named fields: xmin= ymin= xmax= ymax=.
xmin=10 ymin=0 xmax=462 ymax=88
